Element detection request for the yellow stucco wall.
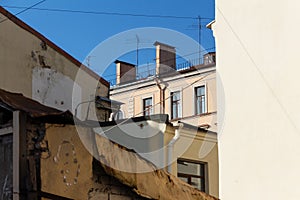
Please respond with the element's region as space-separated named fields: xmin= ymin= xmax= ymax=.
xmin=166 ymin=127 xmax=219 ymax=198
xmin=41 ymin=124 xmax=147 ymax=200
xmin=41 ymin=125 xmax=95 ymax=199
xmin=0 ymin=12 xmax=109 ymax=120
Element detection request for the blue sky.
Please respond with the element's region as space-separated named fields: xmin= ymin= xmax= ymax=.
xmin=0 ymin=0 xmax=215 ymax=82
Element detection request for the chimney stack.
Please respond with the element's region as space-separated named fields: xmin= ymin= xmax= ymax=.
xmin=115 ymin=60 xmax=136 ymax=84
xmin=203 ymin=52 xmax=216 ymax=65
xmin=154 ymin=42 xmax=176 ymax=75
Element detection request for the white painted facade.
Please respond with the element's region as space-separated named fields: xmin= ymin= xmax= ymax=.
xmin=213 ymin=0 xmax=300 ymax=199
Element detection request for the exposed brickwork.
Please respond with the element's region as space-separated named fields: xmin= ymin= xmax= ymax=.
xmin=90 ymin=159 xmax=150 ymax=200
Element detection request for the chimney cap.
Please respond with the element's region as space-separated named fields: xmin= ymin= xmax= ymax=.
xmin=206 ymin=20 xmax=215 ymax=29
xmin=114 ymin=59 xmax=136 ymax=67
xmin=203 ymin=52 xmax=216 ymax=56
xmin=153 ymin=41 xmax=176 ymax=49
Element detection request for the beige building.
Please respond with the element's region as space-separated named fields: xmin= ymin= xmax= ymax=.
xmin=0 ymin=5 xmax=219 ymax=199
xmin=97 ymin=114 xmax=219 ymax=197
xmin=0 ymin=6 xmax=112 ymax=122
xmin=110 ymin=42 xmax=217 ymax=132
xmin=210 ymin=0 xmax=300 ymax=199
xmin=109 ymin=42 xmax=218 ymax=197
xmin=0 ymin=88 xmax=218 ymax=200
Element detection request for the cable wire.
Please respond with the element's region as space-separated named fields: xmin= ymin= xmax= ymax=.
xmin=1 ymin=5 xmax=214 ymax=20
xmin=97 ymin=71 xmax=215 ymax=134
xmin=0 ymin=1 xmax=46 ymax=24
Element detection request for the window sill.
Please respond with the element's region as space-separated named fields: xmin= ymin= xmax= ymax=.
xmin=170 ymin=111 xmax=217 ymax=122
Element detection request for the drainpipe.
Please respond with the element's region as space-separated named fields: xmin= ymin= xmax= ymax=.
xmin=167 ymin=122 xmax=183 ymax=173
xmin=155 ymin=77 xmax=168 ymax=114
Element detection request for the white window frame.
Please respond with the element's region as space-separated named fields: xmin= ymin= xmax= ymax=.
xmin=141 ymin=94 xmax=154 ymax=116
xmin=193 ymin=83 xmax=207 ymax=115
xmin=169 ymin=88 xmax=183 ymax=119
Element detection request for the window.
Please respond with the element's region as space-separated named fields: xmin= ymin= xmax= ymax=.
xmin=195 ymin=86 xmax=206 ymax=115
xmin=143 ymin=97 xmax=153 ymax=116
xmin=177 ymin=159 xmax=206 ymax=192
xmin=171 ymin=91 xmax=181 ymax=119
xmin=0 ymin=134 xmax=13 ymax=199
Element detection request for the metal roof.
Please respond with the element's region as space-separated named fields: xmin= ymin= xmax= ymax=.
xmin=0 ymin=88 xmax=73 ymax=122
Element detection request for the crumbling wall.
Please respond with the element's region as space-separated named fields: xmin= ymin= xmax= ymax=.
xmin=41 ymin=124 xmax=148 ymax=200
xmin=0 ymin=9 xmax=109 ymax=121
xmin=95 ymin=134 xmax=219 ymax=200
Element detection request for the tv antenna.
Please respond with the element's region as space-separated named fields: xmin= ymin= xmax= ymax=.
xmin=186 ymin=15 xmax=210 ymax=64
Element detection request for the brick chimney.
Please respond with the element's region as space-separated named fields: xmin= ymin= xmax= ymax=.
xmin=154 ymin=42 xmax=176 ymax=75
xmin=203 ymin=52 xmax=216 ymax=65
xmin=115 ymin=60 xmax=136 ymax=84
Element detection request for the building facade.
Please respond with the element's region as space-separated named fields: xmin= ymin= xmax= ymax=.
xmin=110 ymin=42 xmax=217 ymax=132
xmin=0 ymin=88 xmax=218 ymax=200
xmin=0 ymin=6 xmax=111 ymax=122
xmin=211 ymin=0 xmax=300 ymax=199
xmin=109 ymin=42 xmax=218 ymax=197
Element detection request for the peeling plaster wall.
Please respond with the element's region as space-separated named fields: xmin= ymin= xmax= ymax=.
xmin=41 ymin=124 xmax=147 ymax=200
xmin=0 ymin=12 xmax=109 ymax=120
xmin=32 ymin=67 xmax=82 ymax=115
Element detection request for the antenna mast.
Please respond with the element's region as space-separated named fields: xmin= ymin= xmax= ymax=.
xmin=136 ymin=34 xmax=140 ymax=77
xmin=136 ymin=34 xmax=140 ymax=67
xmin=198 ymin=15 xmax=202 ymax=64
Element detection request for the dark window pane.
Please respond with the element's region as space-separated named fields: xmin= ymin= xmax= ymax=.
xmin=195 ymin=86 xmax=206 ymax=115
xmin=143 ymin=97 xmax=152 ymax=116
xmin=171 ymin=91 xmax=181 ymax=119
xmin=0 ymin=134 xmax=13 ymax=199
xmin=177 ymin=160 xmax=206 ymax=192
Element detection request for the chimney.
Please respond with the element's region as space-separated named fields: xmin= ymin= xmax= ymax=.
xmin=203 ymin=52 xmax=216 ymax=65
xmin=115 ymin=60 xmax=136 ymax=84
xmin=154 ymin=41 xmax=176 ymax=75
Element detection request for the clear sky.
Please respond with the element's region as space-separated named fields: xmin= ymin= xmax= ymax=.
xmin=0 ymin=0 xmax=215 ymax=82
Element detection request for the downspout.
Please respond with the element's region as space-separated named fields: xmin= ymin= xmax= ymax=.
xmin=167 ymin=122 xmax=183 ymax=173
xmin=155 ymin=78 xmax=168 ymax=114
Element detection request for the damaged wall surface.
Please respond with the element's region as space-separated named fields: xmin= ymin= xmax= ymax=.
xmin=95 ymin=134 xmax=218 ymax=200
xmin=0 ymin=7 xmax=109 ymax=121
xmin=41 ymin=124 xmax=149 ymax=200
xmin=95 ymin=116 xmax=219 ymax=198
xmin=0 ymin=88 xmax=219 ymax=200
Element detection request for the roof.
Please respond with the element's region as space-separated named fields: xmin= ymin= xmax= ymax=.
xmin=154 ymin=41 xmax=176 ymax=49
xmin=206 ymin=20 xmax=216 ymax=29
xmin=82 ymin=114 xmax=170 ymax=128
xmin=0 ymin=6 xmax=109 ymax=87
xmin=0 ymin=89 xmax=218 ymax=199
xmin=95 ymin=133 xmax=219 ymax=200
xmin=114 ymin=60 xmax=136 ymax=66
xmin=96 ymin=96 xmax=124 ymax=105
xmin=0 ymin=88 xmax=73 ymax=123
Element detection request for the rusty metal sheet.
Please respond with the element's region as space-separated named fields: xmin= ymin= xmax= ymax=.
xmin=0 ymin=88 xmax=73 ymax=120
